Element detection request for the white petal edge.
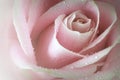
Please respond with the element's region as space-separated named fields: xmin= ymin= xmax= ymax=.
xmin=28 ymin=64 xmax=97 ymax=79
xmin=80 ymin=0 xmax=117 ymax=53
xmin=63 ymin=35 xmax=120 ymax=69
xmin=13 ymin=0 xmax=36 ymax=61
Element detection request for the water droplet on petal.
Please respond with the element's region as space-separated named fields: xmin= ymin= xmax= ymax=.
xmin=63 ymin=1 xmax=66 ymax=4
xmin=95 ymin=56 xmax=98 ymax=59
xmin=85 ymin=62 xmax=88 ymax=65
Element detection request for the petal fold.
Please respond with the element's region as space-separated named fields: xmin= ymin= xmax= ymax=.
xmin=79 ymin=1 xmax=117 ymax=55
xmin=56 ymin=15 xmax=94 ymax=52
xmin=13 ymin=0 xmax=35 ymax=61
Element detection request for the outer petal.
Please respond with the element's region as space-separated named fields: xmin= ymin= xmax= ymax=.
xmin=102 ymin=44 xmax=120 ymax=76
xmin=9 ymin=40 xmax=52 ymax=80
xmin=30 ymin=64 xmax=97 ymax=79
xmin=6 ymin=0 xmax=39 ymax=80
xmin=99 ymin=0 xmax=120 ymax=19
xmin=63 ymin=44 xmax=115 ymax=69
xmin=12 ymin=0 xmax=61 ymax=66
xmin=79 ymin=44 xmax=120 ymax=80
xmin=28 ymin=0 xmax=61 ymax=33
xmin=79 ymin=1 xmax=117 ymax=55
xmin=10 ymin=0 xmax=61 ymax=79
xmin=13 ymin=0 xmax=36 ymax=64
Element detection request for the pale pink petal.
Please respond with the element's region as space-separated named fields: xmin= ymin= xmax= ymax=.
xmin=79 ymin=20 xmax=116 ymax=55
xmin=13 ymin=0 xmax=61 ymax=34
xmin=28 ymin=0 xmax=41 ymax=33
xmin=63 ymin=12 xmax=76 ymax=29
xmin=21 ymin=0 xmax=30 ymax=22
xmin=81 ymin=44 xmax=120 ymax=80
xmin=10 ymin=40 xmax=35 ymax=68
xmin=13 ymin=0 xmax=36 ymax=64
xmin=102 ymin=44 xmax=120 ymax=73
xmin=106 ymin=20 xmax=120 ymax=46
xmin=1 ymin=0 xmax=29 ymax=80
xmin=9 ymin=40 xmax=52 ymax=80
xmin=98 ymin=0 xmax=120 ymax=18
xmin=79 ymin=1 xmax=117 ymax=55
xmin=28 ymin=0 xmax=61 ymax=33
xmin=64 ymin=11 xmax=93 ymax=33
xmin=72 ymin=19 xmax=92 ymax=33
xmin=31 ymin=64 xmax=97 ymax=79
xmin=35 ymin=24 xmax=82 ymax=69
xmin=96 ymin=1 xmax=117 ymax=33
xmin=80 ymin=70 xmax=116 ymax=80
xmin=63 ymin=45 xmax=115 ymax=69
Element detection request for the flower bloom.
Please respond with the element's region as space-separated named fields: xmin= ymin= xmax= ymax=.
xmin=9 ymin=0 xmax=120 ymax=80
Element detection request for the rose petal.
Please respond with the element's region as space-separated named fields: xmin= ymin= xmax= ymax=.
xmin=64 ymin=11 xmax=92 ymax=33
xmin=82 ymin=44 xmax=120 ymax=80
xmin=102 ymin=44 xmax=120 ymax=73
xmin=10 ymin=40 xmax=52 ymax=80
xmin=79 ymin=1 xmax=117 ymax=55
xmin=96 ymin=1 xmax=117 ymax=34
xmin=10 ymin=40 xmax=35 ymax=68
xmin=30 ymin=64 xmax=97 ymax=79
xmin=13 ymin=0 xmax=36 ymax=61
xmin=63 ymin=12 xmax=76 ymax=29
xmin=28 ymin=0 xmax=61 ymax=33
xmin=63 ymin=45 xmax=115 ymax=69
xmin=106 ymin=20 xmax=120 ymax=46
xmin=99 ymin=0 xmax=120 ymax=19
xmin=72 ymin=19 xmax=92 ymax=33
xmin=28 ymin=0 xmax=41 ymax=33
xmin=81 ymin=70 xmax=115 ymax=80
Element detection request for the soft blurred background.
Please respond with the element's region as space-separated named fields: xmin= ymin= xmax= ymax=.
xmin=0 ymin=0 xmax=26 ymax=80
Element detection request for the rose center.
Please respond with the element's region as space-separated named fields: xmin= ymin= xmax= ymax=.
xmin=71 ymin=14 xmax=92 ymax=33
xmin=56 ymin=10 xmax=95 ymax=53
xmin=73 ymin=18 xmax=87 ymax=24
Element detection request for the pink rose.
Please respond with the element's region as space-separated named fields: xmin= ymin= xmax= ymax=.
xmin=8 ymin=0 xmax=120 ymax=80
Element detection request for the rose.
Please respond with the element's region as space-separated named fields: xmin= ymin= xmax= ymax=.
xmin=7 ymin=0 xmax=118 ymax=78
xmin=8 ymin=0 xmax=120 ymax=80
xmin=8 ymin=0 xmax=120 ymax=79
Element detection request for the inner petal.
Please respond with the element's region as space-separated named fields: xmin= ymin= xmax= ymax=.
xmin=64 ymin=11 xmax=94 ymax=33
xmin=56 ymin=10 xmax=96 ymax=52
xmin=72 ymin=19 xmax=92 ymax=33
xmin=56 ymin=15 xmax=94 ymax=52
